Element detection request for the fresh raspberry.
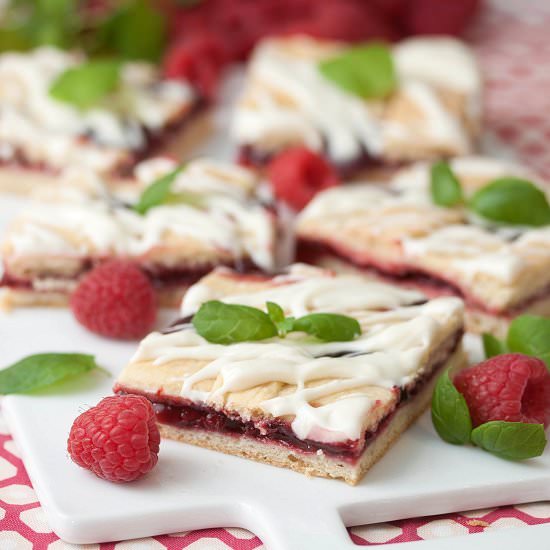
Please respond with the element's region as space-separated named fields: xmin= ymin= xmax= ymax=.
xmin=163 ymin=33 xmax=228 ymax=99
xmin=70 ymin=260 xmax=156 ymax=340
xmin=67 ymin=395 xmax=160 ymax=483
xmin=454 ymin=354 xmax=550 ymax=427
xmin=266 ymin=147 xmax=340 ymax=211
xmin=404 ymin=0 xmax=480 ymax=36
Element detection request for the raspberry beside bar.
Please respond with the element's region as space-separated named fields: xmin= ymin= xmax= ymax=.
xmin=296 ymin=156 xmax=550 ymax=336
xmin=0 ymin=158 xmax=276 ymax=309
xmin=115 ymin=264 xmax=465 ymax=484
xmin=0 ymin=48 xmax=199 ymax=194
xmin=233 ymin=36 xmax=481 ymax=176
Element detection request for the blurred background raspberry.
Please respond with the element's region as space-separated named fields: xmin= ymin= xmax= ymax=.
xmin=163 ymin=0 xmax=481 ymax=98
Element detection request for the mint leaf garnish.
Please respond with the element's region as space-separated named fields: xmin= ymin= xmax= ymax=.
xmin=469 ymin=177 xmax=550 ymax=227
xmin=133 ymin=165 xmax=186 ymax=215
xmin=471 ymin=421 xmax=547 ymax=460
xmin=266 ymin=301 xmax=295 ymax=337
xmin=49 ymin=60 xmax=121 ymax=109
xmin=431 ymin=370 xmax=472 ymax=445
xmin=319 ymin=43 xmax=396 ymax=99
xmin=482 ymin=333 xmax=508 ymax=359
xmin=430 ymin=161 xmax=463 ymax=207
xmin=105 ymin=0 xmax=166 ymax=62
xmin=192 ymin=301 xmax=362 ymax=344
xmin=0 ymin=353 xmax=100 ymax=394
xmin=192 ymin=301 xmax=277 ymax=345
xmin=506 ymin=315 xmax=550 ymax=368
xmin=293 ymin=313 xmax=361 ymax=342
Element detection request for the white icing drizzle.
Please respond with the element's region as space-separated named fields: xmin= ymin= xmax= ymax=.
xmin=0 ymin=47 xmax=195 ymax=172
xmin=4 ymin=159 xmax=275 ymax=271
xmin=298 ymin=156 xmax=550 ymax=285
xmin=232 ymin=36 xmax=481 ymax=162
xmin=133 ymin=269 xmax=462 ymax=442
xmin=181 ymin=263 xmax=425 ymax=316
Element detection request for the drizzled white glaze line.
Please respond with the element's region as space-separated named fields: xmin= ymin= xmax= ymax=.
xmin=181 ymin=264 xmax=425 ymax=317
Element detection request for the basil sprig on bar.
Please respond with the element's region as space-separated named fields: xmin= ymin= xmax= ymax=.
xmin=431 ymin=369 xmax=547 ymax=460
xmin=319 ymin=43 xmax=396 ymax=99
xmin=193 ymin=300 xmax=361 ymax=344
xmin=0 ymin=353 xmax=104 ymax=394
xmin=133 ymin=164 xmax=187 ymax=215
xmin=482 ymin=314 xmax=550 ymax=369
xmin=430 ymin=162 xmax=550 ymax=226
xmin=49 ymin=59 xmax=122 ymax=109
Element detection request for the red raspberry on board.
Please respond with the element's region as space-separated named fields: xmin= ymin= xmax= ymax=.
xmin=454 ymin=353 xmax=550 ymax=428
xmin=68 ymin=395 xmax=160 ymax=483
xmin=266 ymin=147 xmax=340 ymax=211
xmin=70 ymin=260 xmax=156 ymax=340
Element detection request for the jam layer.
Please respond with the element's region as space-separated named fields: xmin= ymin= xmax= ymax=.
xmin=115 ymin=329 xmax=462 ymax=464
xmin=0 ymin=257 xmax=261 ymax=293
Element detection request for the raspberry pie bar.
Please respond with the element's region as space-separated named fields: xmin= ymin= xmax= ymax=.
xmin=297 ymin=156 xmax=550 ymax=335
xmin=0 ymin=47 xmax=199 ymax=194
xmin=0 ymin=158 xmax=276 ymax=308
xmin=114 ymin=264 xmax=465 ymax=484
xmin=234 ymin=36 xmax=481 ymax=175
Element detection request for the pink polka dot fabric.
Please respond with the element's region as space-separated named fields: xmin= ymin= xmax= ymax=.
xmin=2 ymin=0 xmax=550 ymax=547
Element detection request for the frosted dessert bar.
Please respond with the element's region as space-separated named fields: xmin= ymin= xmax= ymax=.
xmin=233 ymin=36 xmax=482 ymax=175
xmin=297 ymin=156 xmax=550 ymax=335
xmin=0 ymin=158 xmax=276 ymax=308
xmin=115 ymin=264 xmax=465 ymax=484
xmin=0 ymin=47 xmax=199 ymax=194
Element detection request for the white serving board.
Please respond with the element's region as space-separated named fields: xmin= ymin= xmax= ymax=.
xmin=2 ymin=310 xmax=550 ymax=550
xmin=2 ymin=70 xmax=550 ymax=549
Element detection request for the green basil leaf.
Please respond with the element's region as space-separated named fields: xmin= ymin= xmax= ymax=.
xmin=507 ymin=315 xmax=550 ymax=368
xmin=482 ymin=333 xmax=508 ymax=359
xmin=471 ymin=421 xmax=546 ymax=460
xmin=470 ymin=177 xmax=550 ymax=227
xmin=319 ymin=42 xmax=396 ymax=99
xmin=0 ymin=26 xmax=32 ymax=52
xmin=193 ymin=301 xmax=277 ymax=344
xmin=106 ymin=0 xmax=166 ymax=61
xmin=293 ymin=313 xmax=361 ymax=342
xmin=266 ymin=301 xmax=295 ymax=337
xmin=133 ymin=165 xmax=186 ymax=215
xmin=431 ymin=370 xmax=472 ymax=445
xmin=49 ymin=59 xmax=121 ymax=109
xmin=0 ymin=353 xmax=99 ymax=394
xmin=430 ymin=161 xmax=463 ymax=207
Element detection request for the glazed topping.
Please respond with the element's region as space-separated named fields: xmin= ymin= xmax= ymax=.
xmin=233 ymin=36 xmax=481 ymax=162
xmin=181 ymin=264 xmax=425 ymax=316
xmin=298 ymin=156 xmax=550 ymax=285
xmin=133 ymin=267 xmax=463 ymax=443
xmin=0 ymin=47 xmax=194 ymax=172
xmin=3 ymin=159 xmax=275 ymax=271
